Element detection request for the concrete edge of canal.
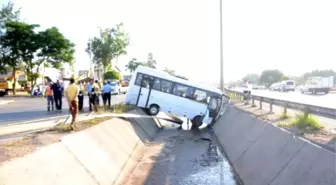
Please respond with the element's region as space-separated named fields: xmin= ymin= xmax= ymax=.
xmin=213 ymin=105 xmax=335 ymax=185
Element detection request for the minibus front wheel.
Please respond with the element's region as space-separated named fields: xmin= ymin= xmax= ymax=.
xmin=191 ymin=115 xmax=202 ymax=130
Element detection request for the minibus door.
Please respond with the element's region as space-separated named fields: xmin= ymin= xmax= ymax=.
xmin=136 ymin=75 xmax=154 ymax=108
xmin=207 ymin=96 xmax=221 ymax=119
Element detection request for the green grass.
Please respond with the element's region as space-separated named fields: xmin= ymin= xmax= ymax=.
xmin=228 ymin=93 xmax=235 ymax=99
xmin=50 ymin=124 xmax=73 ymax=132
xmin=50 ymin=117 xmax=113 ymax=132
xmin=95 ymin=103 xmax=129 ymax=114
xmin=111 ymin=103 xmax=129 ymax=113
xmin=278 ymin=113 xmax=323 ymax=133
xmin=279 ymin=112 xmax=290 ymax=119
xmin=228 ymin=93 xmax=240 ymax=101
xmin=330 ymin=136 xmax=336 ymax=144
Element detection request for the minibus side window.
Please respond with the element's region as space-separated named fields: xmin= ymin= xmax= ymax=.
xmin=135 ymin=73 xmax=143 ymax=86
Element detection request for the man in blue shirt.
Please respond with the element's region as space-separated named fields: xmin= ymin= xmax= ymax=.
xmin=101 ymin=81 xmax=112 ymax=108
xmin=51 ymin=79 xmax=64 ymax=112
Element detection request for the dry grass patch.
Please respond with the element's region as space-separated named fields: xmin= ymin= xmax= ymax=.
xmin=94 ymin=103 xmax=131 ymax=114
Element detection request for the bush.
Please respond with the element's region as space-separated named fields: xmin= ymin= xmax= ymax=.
xmin=103 ymin=70 xmax=121 ymax=81
xmin=292 ymin=114 xmax=323 ymax=132
xmin=278 ymin=113 xmax=323 ymax=133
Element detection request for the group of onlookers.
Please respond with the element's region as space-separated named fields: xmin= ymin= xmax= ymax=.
xmin=44 ymin=78 xmax=118 ymax=129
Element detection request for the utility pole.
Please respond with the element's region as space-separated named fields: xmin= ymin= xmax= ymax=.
xmin=219 ymin=0 xmax=224 ymax=91
xmin=87 ymin=39 xmax=93 ymax=78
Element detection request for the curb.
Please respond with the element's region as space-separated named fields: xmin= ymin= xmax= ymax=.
xmin=0 ymin=112 xmax=179 ymax=137
xmin=0 ymin=100 xmax=15 ymax=105
xmin=0 ymin=112 xmax=93 ymax=128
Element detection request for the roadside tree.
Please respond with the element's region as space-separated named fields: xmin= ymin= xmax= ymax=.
xmin=242 ymin=73 xmax=260 ymax=84
xmin=1 ymin=21 xmax=74 ymax=92
xmin=103 ymin=69 xmax=121 ymax=81
xmin=260 ymin=69 xmax=283 ymax=86
xmin=87 ymin=23 xmax=129 ymax=77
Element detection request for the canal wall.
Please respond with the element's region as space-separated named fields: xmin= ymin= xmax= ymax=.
xmin=214 ymin=106 xmax=336 ymax=185
xmin=0 ymin=109 xmax=163 ymax=185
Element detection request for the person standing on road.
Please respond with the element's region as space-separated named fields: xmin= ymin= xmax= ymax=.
xmin=242 ymin=80 xmax=252 ymax=104
xmin=51 ymin=79 xmax=64 ymax=112
xmin=102 ymin=81 xmax=112 ymax=108
xmin=65 ymin=77 xmax=79 ymax=130
xmin=89 ymin=80 xmax=100 ymax=112
xmin=44 ymin=83 xmax=54 ymax=111
xmin=78 ymin=81 xmax=84 ymax=112
xmin=87 ymin=79 xmax=93 ymax=111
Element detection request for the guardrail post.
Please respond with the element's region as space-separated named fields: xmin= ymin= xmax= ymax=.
xmin=284 ymin=102 xmax=288 ymax=116
xmin=269 ymin=99 xmax=273 ymax=113
xmin=259 ymin=97 xmax=263 ymax=109
xmin=303 ymin=105 xmax=310 ymax=118
xmin=252 ymin=96 xmax=256 ymax=107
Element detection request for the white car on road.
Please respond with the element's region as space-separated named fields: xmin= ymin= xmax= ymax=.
xmin=110 ymin=81 xmax=127 ymax=95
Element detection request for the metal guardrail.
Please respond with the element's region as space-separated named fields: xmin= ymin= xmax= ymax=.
xmin=225 ymin=89 xmax=336 ymax=119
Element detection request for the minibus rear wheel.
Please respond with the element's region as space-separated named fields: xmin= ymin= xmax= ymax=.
xmin=148 ymin=104 xmax=160 ymax=116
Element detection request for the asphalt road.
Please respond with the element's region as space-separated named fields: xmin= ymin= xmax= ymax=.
xmin=234 ymin=89 xmax=336 ymax=109
xmin=0 ymin=95 xmax=126 ymax=126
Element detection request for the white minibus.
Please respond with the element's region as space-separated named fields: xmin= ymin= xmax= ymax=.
xmin=125 ymin=66 xmax=227 ymax=129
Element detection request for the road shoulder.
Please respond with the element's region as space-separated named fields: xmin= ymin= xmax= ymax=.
xmin=0 ymin=100 xmax=15 ymax=105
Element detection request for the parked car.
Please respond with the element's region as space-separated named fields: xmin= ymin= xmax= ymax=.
xmin=109 ymin=81 xmax=127 ymax=95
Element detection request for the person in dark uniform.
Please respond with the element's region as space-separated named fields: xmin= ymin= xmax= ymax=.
xmin=87 ymin=79 xmax=93 ymax=111
xmin=77 ymin=81 xmax=84 ymax=112
xmin=89 ymin=80 xmax=100 ymax=112
xmin=101 ymin=81 xmax=112 ymax=108
xmin=51 ymin=79 xmax=64 ymax=112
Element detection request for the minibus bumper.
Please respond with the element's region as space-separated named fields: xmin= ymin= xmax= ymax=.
xmin=198 ymin=123 xmax=208 ymax=130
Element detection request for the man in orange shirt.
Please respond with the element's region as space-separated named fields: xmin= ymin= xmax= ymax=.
xmin=65 ymin=78 xmax=79 ymax=129
xmin=44 ymin=83 xmax=54 ymax=111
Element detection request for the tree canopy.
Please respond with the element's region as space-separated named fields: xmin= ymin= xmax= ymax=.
xmin=260 ymin=69 xmax=284 ymax=85
xmin=125 ymin=56 xmax=157 ymax=72
xmin=0 ymin=2 xmax=20 ymax=35
xmin=125 ymin=58 xmax=143 ymax=72
xmin=86 ymin=23 xmax=129 ymax=75
xmin=163 ymin=67 xmax=188 ymax=80
xmin=303 ymin=69 xmax=336 ymax=81
xmin=0 ymin=3 xmax=75 ymax=93
xmin=103 ymin=69 xmax=121 ymax=80
xmin=238 ymin=69 xmax=336 ymax=86
xmin=0 ymin=2 xmax=20 ymax=73
xmin=242 ymin=73 xmax=260 ymax=84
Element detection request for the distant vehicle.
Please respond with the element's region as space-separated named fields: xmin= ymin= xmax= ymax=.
xmin=300 ymin=76 xmax=334 ymax=94
xmin=252 ymin=84 xmax=258 ymax=89
xmin=0 ymin=70 xmax=24 ymax=97
xmin=108 ymin=81 xmax=126 ymax=95
xmin=279 ymin=80 xmax=296 ymax=92
xmin=125 ymin=66 xmax=226 ymax=129
xmin=269 ymin=82 xmax=282 ymax=91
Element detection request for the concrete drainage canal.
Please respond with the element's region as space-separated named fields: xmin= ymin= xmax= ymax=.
xmin=0 ymin=109 xmax=241 ymax=185
xmin=124 ymin=123 xmax=240 ymax=185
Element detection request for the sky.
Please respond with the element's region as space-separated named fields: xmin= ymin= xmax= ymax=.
xmin=1 ymin=0 xmax=336 ymax=84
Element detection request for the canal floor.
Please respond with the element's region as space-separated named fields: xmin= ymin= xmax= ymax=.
xmin=123 ymin=124 xmax=238 ymax=185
